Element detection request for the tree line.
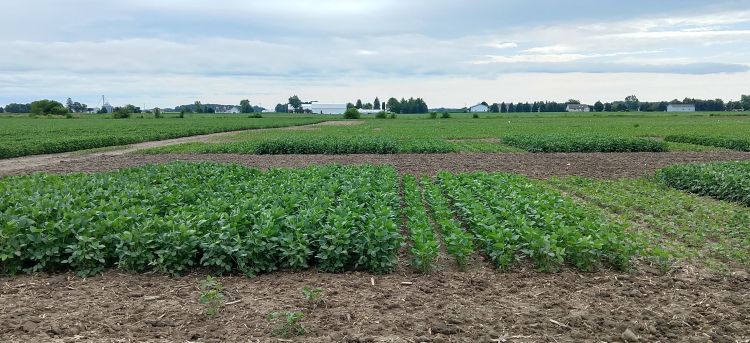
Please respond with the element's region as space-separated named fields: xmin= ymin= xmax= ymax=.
xmin=280 ymin=95 xmax=429 ymax=114
xmin=478 ymin=95 xmax=749 ymax=113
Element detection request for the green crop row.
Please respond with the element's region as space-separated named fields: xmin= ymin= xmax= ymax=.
xmin=657 ymin=161 xmax=750 ymax=205
xmin=501 ymin=134 xmax=667 ymax=153
xmin=0 ymin=117 xmax=326 ymax=159
xmin=437 ymin=171 xmax=636 ymax=272
xmin=402 ymin=175 xmax=440 ymax=273
xmin=143 ymin=136 xmax=457 ymax=155
xmin=255 ymin=136 xmax=400 ymax=154
xmin=421 ymin=178 xmax=475 ymax=269
xmin=0 ymin=163 xmax=402 ymax=276
xmin=664 ymin=134 xmax=750 ymax=151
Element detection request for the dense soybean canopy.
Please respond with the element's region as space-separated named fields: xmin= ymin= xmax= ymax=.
xmin=0 ymin=163 xmax=402 ymax=276
xmin=658 ymin=161 xmax=750 ymax=205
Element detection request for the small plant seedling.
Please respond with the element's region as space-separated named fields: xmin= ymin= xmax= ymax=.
xmin=268 ymin=311 xmax=306 ymax=338
xmin=199 ymin=276 xmax=224 ymax=315
xmin=301 ymin=286 xmax=323 ymax=306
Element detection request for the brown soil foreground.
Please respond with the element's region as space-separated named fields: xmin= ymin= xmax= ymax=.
xmin=2 ymin=151 xmax=750 ymax=178
xmin=2 ymin=265 xmax=748 ymax=343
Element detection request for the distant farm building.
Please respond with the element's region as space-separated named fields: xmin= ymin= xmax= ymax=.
xmin=289 ymin=103 xmax=347 ymax=114
xmin=566 ymin=104 xmax=590 ymax=112
xmin=102 ymin=102 xmax=114 ymax=113
xmin=225 ymin=107 xmax=240 ymax=114
xmin=667 ymin=104 xmax=696 ymax=112
xmin=469 ymin=103 xmax=489 ymax=112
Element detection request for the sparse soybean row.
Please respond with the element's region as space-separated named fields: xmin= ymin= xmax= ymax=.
xmin=0 ymin=163 xmax=402 ymax=276
xmin=421 ymin=178 xmax=474 ymax=269
xmin=436 ymin=171 xmax=637 ymax=272
xmin=401 ymin=175 xmax=440 ymax=273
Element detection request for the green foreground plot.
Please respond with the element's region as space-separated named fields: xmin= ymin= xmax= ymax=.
xmin=550 ymin=177 xmax=750 ymax=270
xmin=0 ymin=163 xmax=402 ymax=275
xmin=2 ymin=162 xmax=748 ymax=276
xmin=437 ymin=171 xmax=636 ymax=272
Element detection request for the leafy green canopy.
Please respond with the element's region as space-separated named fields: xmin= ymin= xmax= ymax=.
xmin=658 ymin=161 xmax=750 ymax=205
xmin=665 ymin=134 xmax=750 ymax=151
xmin=438 ymin=171 xmax=636 ymax=272
xmin=502 ymin=134 xmax=667 ymax=153
xmin=0 ymin=163 xmax=402 ymax=276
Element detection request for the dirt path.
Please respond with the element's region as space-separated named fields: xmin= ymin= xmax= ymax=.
xmin=3 ymin=151 xmax=750 ymax=179
xmin=2 ymin=264 xmax=748 ymax=342
xmin=0 ymin=121 xmax=363 ymax=175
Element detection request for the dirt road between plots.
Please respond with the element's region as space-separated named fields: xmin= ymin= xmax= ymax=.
xmin=0 ymin=121 xmax=359 ymax=175
xmin=3 ymin=151 xmax=750 ymax=178
xmin=2 ymin=264 xmax=749 ymax=342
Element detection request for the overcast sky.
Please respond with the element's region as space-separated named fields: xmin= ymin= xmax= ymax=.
xmin=2 ymin=0 xmax=749 ymax=108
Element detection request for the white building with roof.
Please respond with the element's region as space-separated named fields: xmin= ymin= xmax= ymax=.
xmin=566 ymin=104 xmax=590 ymax=112
xmin=666 ymin=104 xmax=695 ymax=112
xmin=469 ymin=103 xmax=489 ymax=112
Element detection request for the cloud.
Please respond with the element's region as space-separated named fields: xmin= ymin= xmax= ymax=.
xmin=0 ymin=1 xmax=749 ymax=107
xmin=481 ymin=42 xmax=518 ymax=49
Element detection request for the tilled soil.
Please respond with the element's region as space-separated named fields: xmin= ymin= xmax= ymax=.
xmin=2 ymin=264 xmax=749 ymax=343
xmin=3 ymin=151 xmax=750 ymax=178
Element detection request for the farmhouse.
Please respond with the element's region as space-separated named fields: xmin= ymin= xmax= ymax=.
xmin=667 ymin=104 xmax=696 ymax=112
xmin=225 ymin=107 xmax=240 ymax=114
xmin=566 ymin=104 xmax=590 ymax=112
xmin=469 ymin=103 xmax=489 ymax=112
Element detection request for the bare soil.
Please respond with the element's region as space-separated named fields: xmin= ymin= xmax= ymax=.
xmin=2 ymin=263 xmax=748 ymax=343
xmin=3 ymin=151 xmax=750 ymax=178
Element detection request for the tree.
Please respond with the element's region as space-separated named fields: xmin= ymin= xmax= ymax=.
xmin=507 ymin=103 xmax=515 ymax=112
xmin=604 ymin=102 xmax=612 ymax=112
xmin=240 ymin=99 xmax=254 ymax=113
xmin=594 ymin=101 xmax=604 ymax=112
xmin=343 ymin=107 xmax=360 ymax=119
xmin=30 ymin=99 xmax=68 ymax=115
xmin=346 ymin=102 xmax=355 ymax=109
xmin=567 ymin=99 xmax=581 ymax=104
xmin=112 ymin=107 xmax=132 ymax=119
xmin=741 ymin=94 xmax=750 ymax=111
xmin=194 ymin=101 xmax=203 ymax=113
xmin=373 ymin=97 xmax=381 ymax=110
xmin=480 ymin=101 xmax=489 ymax=107
xmin=624 ymin=95 xmax=640 ymax=112
xmin=4 ymin=103 xmax=31 ymax=113
xmin=355 ymin=99 xmax=363 ymax=109
xmin=500 ymin=102 xmax=507 ymax=113
xmin=288 ymin=95 xmax=302 ymax=112
xmin=274 ymin=103 xmax=286 ymax=113
xmin=0 ymin=107 xmax=4 ymax=113
xmin=66 ymin=98 xmax=74 ymax=112
xmin=154 ymin=107 xmax=162 ymax=118
xmin=489 ymin=103 xmax=499 ymax=113
xmin=386 ymin=97 xmax=399 ymax=113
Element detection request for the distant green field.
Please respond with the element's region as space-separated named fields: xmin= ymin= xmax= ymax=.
xmin=144 ymin=112 xmax=750 ymax=154
xmin=0 ymin=115 xmax=327 ymax=158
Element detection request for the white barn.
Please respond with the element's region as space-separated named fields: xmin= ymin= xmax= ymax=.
xmin=225 ymin=107 xmax=240 ymax=114
xmin=289 ymin=103 xmax=347 ymax=114
xmin=469 ymin=103 xmax=489 ymax=112
xmin=667 ymin=104 xmax=695 ymax=112
xmin=312 ymin=103 xmax=347 ymax=114
xmin=566 ymin=104 xmax=590 ymax=112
